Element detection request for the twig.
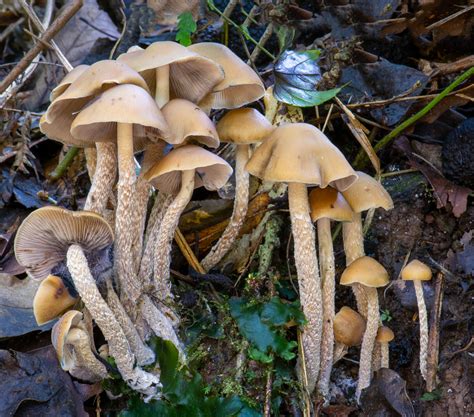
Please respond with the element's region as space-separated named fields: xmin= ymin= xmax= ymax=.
xmin=249 ymin=23 xmax=273 ymax=64
xmin=49 ymin=146 xmax=80 ymax=181
xmin=321 ymin=104 xmax=334 ymax=133
xmin=425 ymin=5 xmax=474 ymax=30
xmin=0 ymin=17 xmax=25 ymax=43
xmin=263 ymin=367 xmax=273 ymax=417
xmin=174 ymin=228 xmax=205 ymax=274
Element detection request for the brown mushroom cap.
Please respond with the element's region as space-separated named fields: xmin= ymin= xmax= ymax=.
xmin=376 ymin=326 xmax=394 ymax=343
xmin=52 ymin=309 xmax=84 ymax=368
xmin=188 ymin=42 xmax=265 ymax=109
xmin=340 ymin=256 xmax=389 ymax=288
xmin=309 ymin=187 xmax=354 ymax=222
xmin=33 ymin=275 xmax=78 ymax=325
xmin=246 ymin=123 xmax=358 ymax=190
xmin=50 ymin=65 xmax=90 ymax=101
xmin=333 ymin=306 xmax=366 ymax=346
xmin=14 ymin=207 xmax=113 ymax=281
xmin=144 ymin=144 xmax=232 ymax=195
xmin=216 ymin=108 xmax=274 ymax=145
xmin=117 ymin=41 xmax=224 ymax=103
xmin=161 ymin=99 xmax=219 ymax=148
xmin=70 ymin=84 xmax=170 ymax=144
xmin=401 ymin=260 xmax=432 ymax=281
xmin=342 ymin=171 xmax=393 ymax=213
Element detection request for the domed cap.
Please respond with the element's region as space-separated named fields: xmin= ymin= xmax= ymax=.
xmin=188 ymin=42 xmax=265 ymax=109
xmin=340 ymin=256 xmax=389 ymax=288
xmin=33 ymin=275 xmax=78 ymax=325
xmin=51 ymin=309 xmax=84 ymax=369
xmin=342 ymin=171 xmax=393 ymax=213
xmin=117 ymin=41 xmax=224 ymax=103
xmin=333 ymin=306 xmax=366 ymax=346
xmin=70 ymin=84 xmax=170 ymax=144
xmin=14 ymin=207 xmax=113 ymax=281
xmin=144 ymin=144 xmax=233 ymax=195
xmin=161 ymin=99 xmax=219 ymax=148
xmin=376 ymin=326 xmax=394 ymax=343
xmin=217 ymin=108 xmax=274 ymax=145
xmin=401 ymin=260 xmax=432 ymax=281
xmin=246 ymin=123 xmax=358 ymax=190
xmin=50 ymin=65 xmax=89 ymax=101
xmin=309 ymin=187 xmax=354 ymax=222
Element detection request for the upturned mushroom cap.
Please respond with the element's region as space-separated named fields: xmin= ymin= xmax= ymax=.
xmin=342 ymin=171 xmax=393 ymax=213
xmin=33 ymin=275 xmax=78 ymax=325
xmin=50 ymin=65 xmax=89 ymax=101
xmin=144 ymin=144 xmax=233 ymax=195
xmin=246 ymin=123 xmax=358 ymax=190
xmin=117 ymin=41 xmax=224 ymax=103
xmin=70 ymin=84 xmax=170 ymax=144
xmin=216 ymin=108 xmax=274 ymax=145
xmin=376 ymin=326 xmax=395 ymax=343
xmin=188 ymin=42 xmax=265 ymax=109
xmin=14 ymin=207 xmax=113 ymax=281
xmin=161 ymin=99 xmax=219 ymax=148
xmin=309 ymin=187 xmax=354 ymax=222
xmin=52 ymin=309 xmax=84 ymax=368
xmin=401 ymin=260 xmax=432 ymax=281
xmin=340 ymin=256 xmax=389 ymax=288
xmin=333 ymin=306 xmax=366 ymax=346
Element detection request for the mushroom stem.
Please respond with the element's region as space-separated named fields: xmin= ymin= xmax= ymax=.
xmin=317 ymin=217 xmax=335 ymax=399
xmin=372 ymin=343 xmax=381 ymax=371
xmin=413 ymin=279 xmax=428 ymax=380
xmin=202 ymin=144 xmax=250 ymax=271
xmin=66 ymin=244 xmax=160 ymax=397
xmin=343 ymin=213 xmax=368 ymax=317
xmin=356 ymin=286 xmax=379 ymax=402
xmin=153 ymin=170 xmax=195 ymax=301
xmin=288 ymin=182 xmax=322 ymax=393
xmin=84 ymin=142 xmax=117 ymax=215
xmin=84 ymin=147 xmax=97 ymax=181
xmin=380 ymin=342 xmax=389 ymax=368
xmin=131 ymin=175 xmax=151 ymax=274
xmin=155 ymin=65 xmax=170 ymax=108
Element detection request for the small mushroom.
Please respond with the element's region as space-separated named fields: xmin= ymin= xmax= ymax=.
xmin=375 ymin=326 xmax=394 ymax=370
xmin=201 ymin=108 xmax=274 ymax=271
xmin=49 ymin=64 xmax=89 ymax=101
xmin=401 ymin=259 xmax=432 ymax=381
xmin=333 ymin=306 xmax=366 ymax=362
xmin=340 ymin=256 xmax=389 ymax=401
xmin=309 ymin=187 xmax=354 ymax=398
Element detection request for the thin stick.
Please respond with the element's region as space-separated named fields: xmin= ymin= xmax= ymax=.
xmin=174 ymin=228 xmax=205 ymax=274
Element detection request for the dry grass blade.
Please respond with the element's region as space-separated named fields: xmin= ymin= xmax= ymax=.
xmin=174 ymin=227 xmax=205 ymax=274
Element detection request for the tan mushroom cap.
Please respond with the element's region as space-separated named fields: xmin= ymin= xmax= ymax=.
xmin=33 ymin=275 xmax=78 ymax=325
xmin=144 ymin=144 xmax=233 ymax=195
xmin=216 ymin=108 xmax=274 ymax=145
xmin=340 ymin=256 xmax=389 ymax=288
xmin=342 ymin=171 xmax=393 ymax=213
xmin=70 ymin=84 xmax=170 ymax=144
xmin=401 ymin=260 xmax=432 ymax=281
xmin=161 ymin=99 xmax=219 ymax=148
xmin=14 ymin=207 xmax=113 ymax=281
xmin=333 ymin=306 xmax=366 ymax=346
xmin=117 ymin=41 xmax=224 ymax=103
xmin=50 ymin=65 xmax=90 ymax=101
xmin=246 ymin=123 xmax=358 ymax=190
xmin=188 ymin=42 xmax=265 ymax=109
xmin=52 ymin=309 xmax=84 ymax=368
xmin=309 ymin=187 xmax=354 ymax=222
xmin=376 ymin=326 xmax=394 ymax=343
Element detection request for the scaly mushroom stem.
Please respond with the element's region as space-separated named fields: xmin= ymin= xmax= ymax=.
xmin=414 ymin=280 xmax=428 ymax=380
xmin=372 ymin=343 xmax=382 ymax=371
xmin=84 ymin=142 xmax=117 ymax=215
xmin=153 ymin=170 xmax=195 ymax=301
xmin=131 ymin=175 xmax=151 ymax=274
xmin=155 ymin=66 xmax=170 ymax=108
xmin=343 ymin=213 xmax=368 ymax=317
xmin=84 ymin=147 xmax=97 ymax=181
xmin=356 ymin=287 xmax=379 ymax=402
xmin=317 ymin=217 xmax=335 ymax=399
xmin=66 ymin=245 xmax=160 ymax=398
xmin=288 ymin=182 xmax=322 ymax=393
xmin=380 ymin=341 xmax=389 ymax=369
xmin=202 ymin=144 xmax=250 ymax=271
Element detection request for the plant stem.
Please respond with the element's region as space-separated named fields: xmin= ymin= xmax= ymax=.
xmin=49 ymin=146 xmax=79 ymax=181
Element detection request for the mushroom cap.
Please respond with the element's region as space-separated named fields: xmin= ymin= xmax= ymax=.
xmin=216 ymin=108 xmax=274 ymax=145
xmin=161 ymin=99 xmax=219 ymax=148
xmin=342 ymin=171 xmax=393 ymax=213
xmin=33 ymin=275 xmax=78 ymax=325
xmin=14 ymin=207 xmax=113 ymax=281
xmin=309 ymin=187 xmax=354 ymax=222
xmin=117 ymin=41 xmax=224 ymax=104
xmin=144 ymin=144 xmax=233 ymax=195
xmin=50 ymin=65 xmax=90 ymax=101
xmin=401 ymin=259 xmax=432 ymax=281
xmin=340 ymin=256 xmax=389 ymax=287
xmin=188 ymin=42 xmax=265 ymax=109
xmin=376 ymin=326 xmax=394 ymax=343
xmin=245 ymin=123 xmax=358 ymax=190
xmin=333 ymin=306 xmax=366 ymax=346
xmin=51 ymin=309 xmax=84 ymax=369
xmin=70 ymin=84 xmax=170 ymax=144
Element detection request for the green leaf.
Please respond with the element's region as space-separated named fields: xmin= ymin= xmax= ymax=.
xmin=275 ymin=25 xmax=295 ymax=55
xmin=248 ymin=347 xmax=273 ymax=364
xmin=421 ymin=390 xmax=442 ymax=401
xmin=261 ymin=297 xmax=306 ymax=326
xmin=148 ymin=337 xmax=179 ymax=390
xmin=175 ymin=11 xmax=197 ymax=46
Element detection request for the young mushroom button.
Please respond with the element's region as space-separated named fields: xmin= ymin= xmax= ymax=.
xmin=333 ymin=306 xmax=366 ymax=362
xmin=376 ymin=326 xmax=395 ymax=369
